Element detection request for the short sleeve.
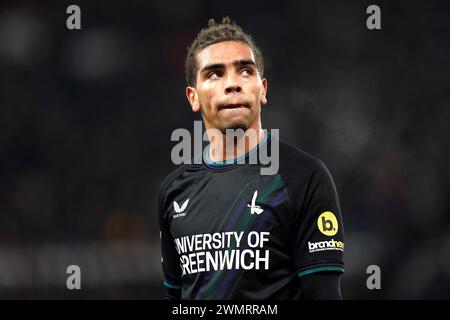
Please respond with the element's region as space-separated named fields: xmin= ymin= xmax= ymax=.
xmin=293 ymin=161 xmax=345 ymax=278
xmin=158 ymin=184 xmax=183 ymax=297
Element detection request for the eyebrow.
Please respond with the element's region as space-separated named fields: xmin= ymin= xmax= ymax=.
xmin=200 ymin=59 xmax=257 ymax=74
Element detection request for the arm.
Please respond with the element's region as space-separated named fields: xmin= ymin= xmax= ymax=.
xmin=291 ymin=160 xmax=345 ymax=296
xmin=164 ymin=282 xmax=182 ymax=300
xmin=299 ymin=272 xmax=342 ymax=300
xmin=158 ymin=182 xmax=183 ymax=300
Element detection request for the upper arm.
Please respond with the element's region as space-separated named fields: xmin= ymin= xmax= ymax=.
xmin=293 ymin=160 xmax=345 ymax=278
xmin=299 ymin=272 xmax=343 ymax=300
xmin=158 ymin=182 xmax=182 ymax=299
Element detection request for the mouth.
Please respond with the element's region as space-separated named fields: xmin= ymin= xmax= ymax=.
xmin=218 ymin=103 xmax=250 ymax=110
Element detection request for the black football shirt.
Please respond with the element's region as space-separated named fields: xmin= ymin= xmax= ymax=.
xmin=158 ymin=131 xmax=344 ymax=299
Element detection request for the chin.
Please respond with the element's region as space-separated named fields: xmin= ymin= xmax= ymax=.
xmin=220 ymin=120 xmax=249 ymax=133
xmin=220 ymin=125 xmax=247 ymax=135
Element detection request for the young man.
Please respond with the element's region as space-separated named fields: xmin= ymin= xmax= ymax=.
xmin=158 ymin=17 xmax=345 ymax=300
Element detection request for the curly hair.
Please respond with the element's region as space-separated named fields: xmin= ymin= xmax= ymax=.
xmin=185 ymin=16 xmax=264 ymax=87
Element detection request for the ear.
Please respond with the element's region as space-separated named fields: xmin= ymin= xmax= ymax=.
xmin=186 ymin=86 xmax=201 ymax=112
xmin=260 ymin=78 xmax=268 ymax=106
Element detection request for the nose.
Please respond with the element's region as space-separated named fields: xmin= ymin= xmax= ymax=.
xmin=225 ymin=86 xmax=241 ymax=94
xmin=224 ymin=73 xmax=242 ymax=94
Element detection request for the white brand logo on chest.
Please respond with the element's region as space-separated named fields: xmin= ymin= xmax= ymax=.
xmin=173 ymin=199 xmax=189 ymax=219
xmin=248 ymin=190 xmax=264 ymax=215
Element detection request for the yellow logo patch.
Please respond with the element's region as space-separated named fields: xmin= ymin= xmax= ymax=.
xmin=317 ymin=211 xmax=338 ymax=236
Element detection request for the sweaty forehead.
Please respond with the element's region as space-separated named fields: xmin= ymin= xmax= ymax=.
xmin=196 ymin=41 xmax=256 ymax=68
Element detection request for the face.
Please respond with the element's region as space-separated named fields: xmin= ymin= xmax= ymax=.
xmin=186 ymin=41 xmax=267 ymax=133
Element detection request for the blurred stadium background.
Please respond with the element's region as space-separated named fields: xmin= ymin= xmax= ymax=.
xmin=1 ymin=0 xmax=449 ymax=299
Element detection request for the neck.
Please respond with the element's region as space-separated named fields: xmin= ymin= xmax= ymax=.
xmin=205 ymin=121 xmax=264 ymax=162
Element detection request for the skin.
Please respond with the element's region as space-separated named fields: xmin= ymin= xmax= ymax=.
xmin=186 ymin=40 xmax=268 ymax=162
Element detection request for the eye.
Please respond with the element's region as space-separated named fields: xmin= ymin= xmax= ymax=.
xmin=241 ymin=68 xmax=253 ymax=76
xmin=207 ymin=71 xmax=221 ymax=79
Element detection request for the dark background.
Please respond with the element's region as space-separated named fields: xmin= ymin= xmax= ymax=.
xmin=1 ymin=0 xmax=449 ymax=299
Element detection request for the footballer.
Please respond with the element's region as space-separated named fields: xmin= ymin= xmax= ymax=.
xmin=158 ymin=17 xmax=345 ymax=300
